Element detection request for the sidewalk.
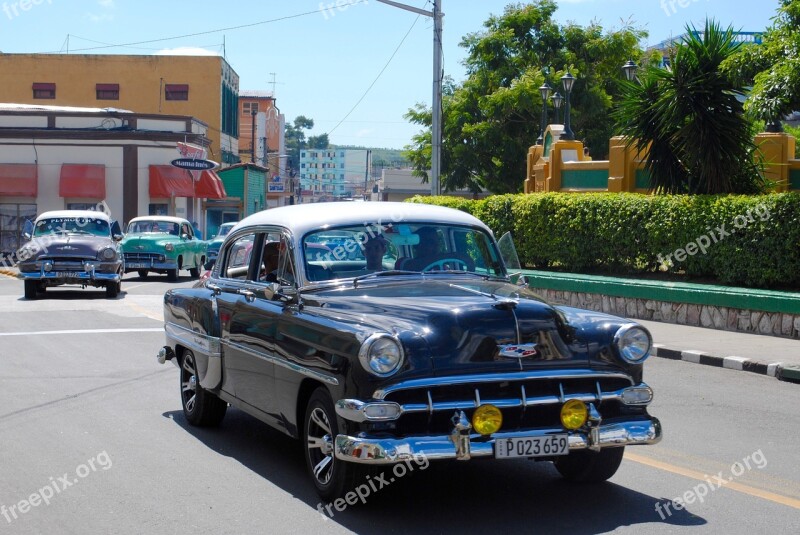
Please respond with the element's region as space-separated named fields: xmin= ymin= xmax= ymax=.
xmin=640 ymin=319 xmax=800 ymax=383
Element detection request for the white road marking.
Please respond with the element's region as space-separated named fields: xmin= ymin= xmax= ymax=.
xmin=0 ymin=328 xmax=163 ymax=337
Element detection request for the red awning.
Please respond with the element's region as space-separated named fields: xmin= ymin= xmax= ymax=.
xmin=59 ymin=164 xmax=106 ymax=198
xmin=149 ymin=165 xmax=194 ymax=198
xmin=194 ymin=170 xmax=227 ymax=199
xmin=0 ymin=164 xmax=38 ymax=197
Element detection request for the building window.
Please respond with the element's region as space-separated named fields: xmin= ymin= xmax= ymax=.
xmin=164 ymin=84 xmax=189 ymax=101
xmin=149 ymin=203 xmax=169 ymax=216
xmin=32 ymin=83 xmax=55 ymax=99
xmin=243 ymin=102 xmax=259 ymax=115
xmin=96 ymin=83 xmax=119 ymax=100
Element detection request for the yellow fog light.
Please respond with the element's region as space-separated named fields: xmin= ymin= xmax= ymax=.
xmin=472 ymin=404 xmax=503 ymax=435
xmin=560 ymin=399 xmax=588 ymax=430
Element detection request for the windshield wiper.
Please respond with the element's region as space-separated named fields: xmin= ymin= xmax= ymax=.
xmin=352 ymin=270 xmax=418 ymax=286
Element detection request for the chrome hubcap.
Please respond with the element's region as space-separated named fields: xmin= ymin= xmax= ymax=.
xmin=181 ymin=353 xmax=197 ymax=413
xmin=306 ymin=407 xmax=334 ymax=484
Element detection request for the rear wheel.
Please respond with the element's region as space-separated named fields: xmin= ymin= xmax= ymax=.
xmin=189 ymin=266 xmax=200 ymax=278
xmin=137 ymin=269 xmax=148 ymax=278
xmin=180 ymin=350 xmax=227 ymax=426
xmin=554 ymin=446 xmax=625 ymax=482
xmin=303 ymin=388 xmax=366 ymax=501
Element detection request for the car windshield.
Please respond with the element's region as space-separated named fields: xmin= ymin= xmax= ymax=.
xmin=34 ymin=216 xmax=110 ymax=237
xmin=127 ymin=220 xmax=180 ymax=235
xmin=302 ymin=222 xmax=506 ymax=282
xmin=216 ymin=224 xmax=235 ymax=238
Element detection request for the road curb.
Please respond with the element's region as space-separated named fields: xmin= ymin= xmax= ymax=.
xmin=651 ymin=344 xmax=798 ymax=383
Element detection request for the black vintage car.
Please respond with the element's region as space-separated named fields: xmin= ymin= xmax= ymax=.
xmin=17 ymin=210 xmax=124 ymax=299
xmin=158 ymin=202 xmax=661 ymax=500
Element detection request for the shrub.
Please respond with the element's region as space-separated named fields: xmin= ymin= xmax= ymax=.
xmin=407 ymin=192 xmax=800 ymax=289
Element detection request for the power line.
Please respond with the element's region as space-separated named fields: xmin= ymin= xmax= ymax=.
xmin=43 ymin=9 xmax=322 ymax=54
xmin=326 ymin=14 xmax=422 ymax=136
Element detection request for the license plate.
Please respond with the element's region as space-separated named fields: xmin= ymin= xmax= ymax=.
xmin=127 ymin=262 xmax=150 ymax=269
xmin=495 ymin=434 xmax=570 ymax=459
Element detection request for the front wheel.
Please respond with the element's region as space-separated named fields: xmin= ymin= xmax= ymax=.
xmin=304 ymin=388 xmax=366 ymax=501
xmin=106 ymin=280 xmax=120 ymax=298
xmin=553 ymin=446 xmax=625 ymax=483
xmin=180 ymin=350 xmax=227 ymax=426
xmin=24 ymin=280 xmax=40 ymax=300
xmin=166 ymin=268 xmax=179 ymax=282
xmin=137 ymin=269 xmax=148 ymax=278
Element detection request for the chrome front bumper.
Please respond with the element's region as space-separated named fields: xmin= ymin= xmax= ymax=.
xmin=19 ymin=270 xmax=121 ymax=282
xmin=335 ymin=417 xmax=661 ymax=465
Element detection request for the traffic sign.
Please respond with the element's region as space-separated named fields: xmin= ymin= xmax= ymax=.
xmin=171 ymin=158 xmax=218 ymax=170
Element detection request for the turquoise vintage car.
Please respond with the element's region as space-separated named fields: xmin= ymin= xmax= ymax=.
xmin=205 ymin=221 xmax=237 ymax=265
xmin=121 ymin=216 xmax=206 ymax=281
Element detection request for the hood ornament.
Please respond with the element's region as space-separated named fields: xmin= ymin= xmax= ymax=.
xmin=498 ymin=343 xmax=539 ymax=359
xmin=60 ymin=245 xmax=78 ymax=251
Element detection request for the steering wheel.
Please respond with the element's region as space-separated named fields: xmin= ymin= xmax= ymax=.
xmin=421 ymin=257 xmax=472 ymax=272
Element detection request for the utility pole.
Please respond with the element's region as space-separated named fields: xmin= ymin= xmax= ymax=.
xmin=363 ymin=149 xmax=371 ymax=200
xmin=376 ymin=0 xmax=442 ymax=196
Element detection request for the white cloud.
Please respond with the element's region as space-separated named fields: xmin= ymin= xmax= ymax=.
xmin=97 ymin=0 xmax=114 ymax=7
xmin=84 ymin=13 xmax=114 ymax=22
xmin=155 ymin=47 xmax=221 ymax=57
xmin=356 ymin=128 xmax=374 ymax=137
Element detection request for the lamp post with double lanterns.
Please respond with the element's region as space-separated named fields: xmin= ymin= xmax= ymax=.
xmin=536 ymin=81 xmax=552 ymax=146
xmin=560 ymin=70 xmax=576 ymax=141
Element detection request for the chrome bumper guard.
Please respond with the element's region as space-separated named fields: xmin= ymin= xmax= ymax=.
xmin=335 ymin=417 xmax=661 ymax=465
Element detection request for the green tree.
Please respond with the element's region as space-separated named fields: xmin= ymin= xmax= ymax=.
xmin=404 ymin=1 xmax=645 ymax=193
xmin=307 ymin=134 xmax=330 ymax=149
xmin=614 ymin=21 xmax=765 ymax=194
xmin=723 ymin=0 xmax=800 ymax=125
xmin=285 ymin=116 xmax=315 ymax=173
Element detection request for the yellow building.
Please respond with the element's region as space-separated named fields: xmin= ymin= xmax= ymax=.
xmin=0 ymin=53 xmax=240 ymax=164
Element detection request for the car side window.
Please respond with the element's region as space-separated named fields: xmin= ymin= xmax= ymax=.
xmin=257 ymin=232 xmax=295 ymax=286
xmin=223 ymin=233 xmax=255 ymax=280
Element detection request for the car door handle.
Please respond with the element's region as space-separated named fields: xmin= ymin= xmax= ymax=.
xmin=206 ymin=283 xmax=222 ymax=295
xmin=237 ymin=288 xmax=256 ymax=302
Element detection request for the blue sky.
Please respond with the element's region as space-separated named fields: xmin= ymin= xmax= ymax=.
xmin=0 ymin=0 xmax=782 ymax=149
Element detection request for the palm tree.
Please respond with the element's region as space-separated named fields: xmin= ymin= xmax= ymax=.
xmin=614 ymin=21 xmax=765 ymax=194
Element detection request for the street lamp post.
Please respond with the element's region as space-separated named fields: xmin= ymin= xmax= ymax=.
xmin=622 ymin=59 xmax=638 ymax=82
xmin=560 ymin=70 xmax=576 ymax=141
xmin=536 ymin=81 xmax=552 ymax=146
xmin=552 ymin=91 xmax=563 ymax=124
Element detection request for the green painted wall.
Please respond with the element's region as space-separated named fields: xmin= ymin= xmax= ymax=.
xmin=790 ymin=168 xmax=800 ymax=190
xmin=219 ymin=167 xmax=245 ymax=199
xmin=635 ymin=168 xmax=650 ymax=189
xmin=561 ymin=168 xmax=609 ymax=189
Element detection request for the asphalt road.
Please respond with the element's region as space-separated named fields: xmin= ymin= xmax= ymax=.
xmin=0 ymin=273 xmax=798 ymax=534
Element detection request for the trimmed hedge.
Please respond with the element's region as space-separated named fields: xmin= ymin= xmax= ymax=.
xmin=407 ymin=193 xmax=800 ymax=289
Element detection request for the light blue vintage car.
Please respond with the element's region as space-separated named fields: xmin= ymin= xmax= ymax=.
xmin=205 ymin=221 xmax=237 ymax=265
xmin=120 ymin=216 xmax=206 ymax=281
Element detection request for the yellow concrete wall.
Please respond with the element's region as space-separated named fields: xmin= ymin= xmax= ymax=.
xmin=0 ymin=54 xmax=233 ymax=160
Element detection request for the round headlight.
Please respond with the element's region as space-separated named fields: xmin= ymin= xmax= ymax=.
xmin=100 ymin=247 xmax=117 ymax=260
xmin=358 ymin=334 xmax=404 ymax=377
xmin=560 ymin=399 xmax=588 ymax=430
xmin=613 ymin=324 xmax=652 ymax=364
xmin=165 ymin=243 xmax=174 ymax=252
xmin=472 ymin=404 xmax=503 ymax=435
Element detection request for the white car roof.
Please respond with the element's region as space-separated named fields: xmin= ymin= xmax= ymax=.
xmin=36 ymin=210 xmax=112 ymax=222
xmin=129 ymin=215 xmax=189 ymax=225
xmin=235 ymin=202 xmax=492 ymax=238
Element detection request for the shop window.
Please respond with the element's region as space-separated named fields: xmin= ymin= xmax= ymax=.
xmin=96 ymin=83 xmax=119 ymax=100
xmin=149 ymin=203 xmax=169 ymax=216
xmin=33 ymin=83 xmax=55 ymax=99
xmin=164 ymin=84 xmax=189 ymax=101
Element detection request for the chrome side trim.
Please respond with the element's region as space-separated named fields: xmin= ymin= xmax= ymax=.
xmin=165 ymin=322 xmax=222 ymax=357
xmin=223 ymin=340 xmax=339 ymax=386
xmin=373 ymin=370 xmax=635 ymax=399
xmin=335 ymin=417 xmax=662 ymax=465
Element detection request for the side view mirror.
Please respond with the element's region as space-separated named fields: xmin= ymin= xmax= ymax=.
xmin=113 ymin=234 xmax=124 ymax=241
xmin=509 ymin=272 xmax=528 ymax=287
xmin=23 ymin=232 xmax=31 ymax=241
xmin=181 ymin=233 xmax=190 ymax=240
xmin=204 ymin=259 xmax=215 ymax=271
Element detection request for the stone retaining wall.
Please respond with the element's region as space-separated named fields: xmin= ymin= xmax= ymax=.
xmin=531 ymin=287 xmax=800 ymax=339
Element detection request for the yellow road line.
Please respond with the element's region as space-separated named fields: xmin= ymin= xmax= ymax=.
xmin=626 ymin=452 xmax=800 ymax=510
xmin=126 ymin=300 xmax=163 ymax=322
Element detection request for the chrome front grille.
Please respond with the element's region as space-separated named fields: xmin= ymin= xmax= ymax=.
xmin=124 ymin=252 xmax=165 ymax=262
